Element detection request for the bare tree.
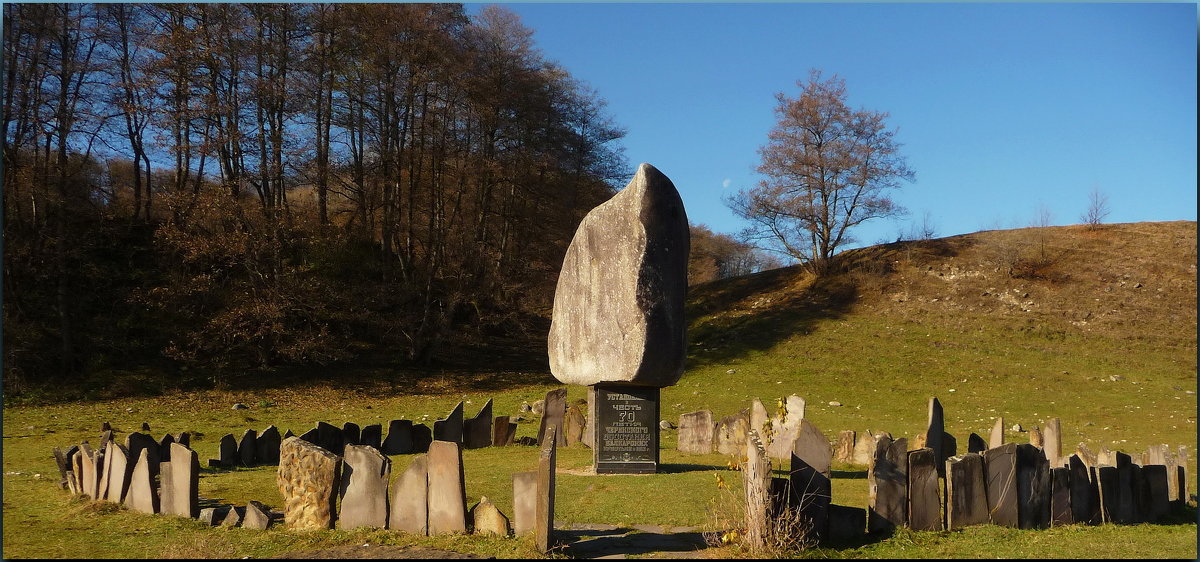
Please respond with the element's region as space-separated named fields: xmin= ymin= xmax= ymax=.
xmin=727 ymin=70 xmax=913 ymax=274
xmin=1081 ymin=186 xmax=1110 ymax=230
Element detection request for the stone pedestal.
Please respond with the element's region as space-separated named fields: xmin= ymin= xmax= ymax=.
xmin=589 ymin=384 xmax=659 ymax=474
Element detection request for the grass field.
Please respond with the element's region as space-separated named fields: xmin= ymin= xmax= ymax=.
xmin=3 ymin=222 xmax=1196 ymax=558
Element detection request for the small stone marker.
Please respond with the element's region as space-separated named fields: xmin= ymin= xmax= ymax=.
xmin=715 ymin=409 xmax=749 ymax=456
xmin=277 ymin=436 xmax=341 ymax=530
xmin=989 ymin=417 xmax=1005 ymax=449
xmin=317 ymin=421 xmax=345 ymax=455
xmin=983 ymin=443 xmax=1019 ymax=527
xmin=359 ymin=424 xmax=382 ymax=451
xmin=907 ymin=448 xmax=941 ymax=531
xmin=221 ymin=506 xmax=245 ymax=527
xmin=1016 ymin=443 xmax=1050 ymax=529
xmin=493 ymin=416 xmax=517 ymax=447
xmin=411 ymin=423 xmax=433 ymax=453
xmin=834 ymin=430 xmax=855 ymax=464
xmin=217 ymin=434 xmax=237 ymax=468
xmin=537 ymin=388 xmax=567 ymax=448
xmin=868 ymin=435 xmax=908 ymax=533
xmin=343 ymin=422 xmax=361 ymax=446
xmin=790 ymin=419 xmax=832 ymax=539
xmin=536 ymin=427 xmax=558 ymax=554
xmin=238 ymin=429 xmax=257 ymax=467
xmin=166 ymin=443 xmax=200 ymax=518
xmin=257 ymin=426 xmax=282 ymax=465
xmin=338 ymin=444 xmax=391 ymax=529
xmin=677 ymin=410 xmax=715 ymax=455
xmin=427 ymin=440 xmax=468 ymax=534
xmin=946 ymin=454 xmax=988 ymax=529
xmin=563 ymin=403 xmax=586 ymax=447
xmin=1043 ymin=418 xmax=1062 ymax=466
xmin=124 ymin=448 xmax=157 ymax=514
xmin=463 ymin=399 xmax=494 ymax=450
xmin=1050 ymin=466 xmax=1073 ymax=526
xmin=1068 ymin=454 xmax=1100 ymax=524
xmin=244 ymin=500 xmax=272 ymax=530
xmin=1143 ymin=464 xmax=1169 ymax=522
xmin=826 ymin=504 xmax=866 ymax=543
xmin=433 ymin=402 xmax=465 ymax=445
xmin=512 ymin=471 xmax=537 ymax=535
xmin=389 ymin=455 xmax=428 ymax=535
xmin=546 ymin=163 xmax=689 ymax=389
xmin=926 ymin=397 xmax=946 ymax=477
xmin=967 ymin=433 xmax=987 ymax=454
xmin=470 ymin=496 xmax=510 ymax=536
xmin=382 ymin=420 xmax=413 ymax=455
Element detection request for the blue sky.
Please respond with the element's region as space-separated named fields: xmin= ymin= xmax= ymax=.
xmin=467 ymin=3 xmax=1196 ymax=252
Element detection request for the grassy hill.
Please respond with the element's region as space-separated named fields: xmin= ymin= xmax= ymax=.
xmin=2 ymin=221 xmax=1195 ymax=558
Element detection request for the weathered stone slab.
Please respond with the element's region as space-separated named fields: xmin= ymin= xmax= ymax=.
xmin=493 ymin=416 xmax=517 ymax=447
xmin=547 ymin=163 xmax=688 ymax=387
xmin=536 ymin=427 xmax=558 ymax=553
xmin=678 ymin=410 xmax=715 ymax=455
xmin=221 ymin=506 xmax=245 ymax=527
xmin=1076 ymin=442 xmax=1098 ymax=467
xmin=1143 ymin=464 xmax=1169 ymax=522
xmin=967 ymin=433 xmax=987 ymax=454
xmin=216 ymin=434 xmax=237 ymax=468
xmin=159 ymin=462 xmax=174 ymax=515
xmin=1016 ymin=443 xmax=1050 ymax=529
xmin=851 ymin=431 xmax=878 ymax=466
xmin=175 ymin=432 xmax=191 ymax=449
xmin=1113 ymin=451 xmax=1135 ymax=524
xmin=1029 ymin=426 xmax=1043 ymax=448
xmin=427 ymin=441 xmax=468 ymax=534
xmin=826 ymin=504 xmax=866 ymax=543
xmin=158 ymin=433 xmax=175 ymax=461
xmin=95 ymin=440 xmax=111 ymax=501
xmin=946 ymin=453 xmax=988 ymax=529
xmin=360 ymin=424 xmax=382 ymax=451
xmin=1175 ymin=445 xmax=1189 ymax=504
xmin=166 ymin=443 xmax=200 ymax=518
xmin=926 ymin=397 xmax=945 ymax=478
xmin=382 ymin=420 xmax=413 ymax=455
xmin=834 ymin=430 xmax=855 ymax=464
xmin=470 ymin=496 xmax=510 ymax=536
xmin=124 ymin=447 xmax=158 ymax=514
xmin=78 ymin=442 xmax=98 ymax=499
xmin=868 ymin=435 xmax=907 ymax=533
xmin=1096 ymin=465 xmax=1119 ymax=523
xmin=512 ymin=471 xmax=537 ymax=536
xmin=343 ymin=422 xmax=361 ymax=446
xmin=125 ymin=432 xmax=160 ymax=478
xmin=989 ymin=417 xmax=1004 ymax=449
xmin=389 ymin=454 xmax=428 ymax=535
xmin=199 ymin=506 xmax=230 ymax=526
xmin=750 ymin=399 xmax=769 ymax=442
xmin=238 ymin=429 xmax=257 ymax=467
xmin=1068 ymin=454 xmax=1099 ymax=524
xmin=1050 ymin=466 xmax=1073 ymax=526
xmin=433 ymin=402 xmax=465 ymax=445
xmin=277 ymin=436 xmax=341 ymax=530
xmin=463 ymin=399 xmax=494 ymax=450
xmin=317 ymin=421 xmax=345 ymax=455
xmin=537 ymin=388 xmax=567 ymax=448
xmin=52 ymin=447 xmax=70 ymax=490
xmin=563 ymin=403 xmax=586 ymax=447
xmin=298 ymin=427 xmax=319 ymax=445
xmin=338 ymin=444 xmax=391 ymax=529
xmin=257 ymin=426 xmax=282 ymax=465
xmin=411 ymin=423 xmax=433 ymax=453
xmin=245 ymin=500 xmax=272 ymax=530
xmin=1130 ymin=464 xmax=1149 ymax=523
xmin=766 ymin=395 xmax=806 ymax=460
xmin=743 ymin=430 xmax=772 ymax=549
xmin=715 ymin=409 xmax=749 ymax=456
xmin=983 ymin=443 xmax=1018 ymax=527
xmin=791 ymin=420 xmax=832 ymax=540
xmin=907 ymin=448 xmax=941 ymax=531
xmin=103 ymin=442 xmax=133 ymax=503
xmin=1043 ymin=418 xmax=1062 ymax=467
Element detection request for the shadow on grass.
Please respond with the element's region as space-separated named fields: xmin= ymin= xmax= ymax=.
xmin=658 ymin=463 xmax=727 ymax=474
xmin=832 ymin=469 xmax=868 ymax=480
xmin=559 ymin=530 xmax=709 ymax=558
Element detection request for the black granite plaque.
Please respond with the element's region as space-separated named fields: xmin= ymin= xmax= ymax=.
xmin=591 ymin=384 xmax=659 ymax=474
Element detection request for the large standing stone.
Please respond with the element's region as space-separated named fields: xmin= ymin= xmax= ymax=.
xmin=989 ymin=417 xmax=1005 ymax=449
xmin=493 ymin=417 xmax=517 ymax=447
xmin=124 ymin=448 xmax=158 ymax=514
xmin=907 ymin=448 xmax=941 ymax=531
xmin=678 ymin=410 xmax=715 ymax=455
xmin=1043 ymin=418 xmax=1062 ymax=467
xmin=767 ymin=395 xmax=806 ymax=460
xmin=946 ymin=454 xmax=988 ymax=529
xmin=926 ymin=397 xmax=946 ymax=478
xmin=166 ymin=443 xmax=200 ymax=518
xmin=983 ymin=443 xmax=1019 ymax=527
xmin=790 ymin=420 xmax=832 ymax=540
xmin=470 ymin=496 xmax=510 ymax=536
xmin=258 ymin=426 xmax=282 ymax=465
xmin=343 ymin=422 xmax=361 ymax=446
xmin=715 ymin=409 xmax=749 ymax=456
xmin=512 ymin=471 xmax=537 ymax=535
xmin=834 ymin=430 xmax=856 ymax=464
xmin=338 ymin=444 xmax=391 ymax=529
xmin=563 ymin=403 xmax=586 ymax=447
xmin=217 ymin=434 xmax=238 ymax=468
xmin=277 ymin=436 xmax=341 ymax=530
xmin=389 ymin=455 xmax=428 ymax=535
xmin=433 ymin=403 xmax=465 ymax=445
xmin=536 ymin=427 xmax=557 ymax=554
xmin=1050 ymin=466 xmax=1073 ymax=526
xmin=1143 ymin=464 xmax=1169 ymax=522
xmin=547 ymin=163 xmax=689 ymax=387
xmin=382 ymin=420 xmax=414 ymax=455
xmin=1016 ymin=443 xmax=1050 ymax=529
xmin=1068 ymin=454 xmax=1099 ymax=525
xmin=244 ymin=501 xmax=272 ymax=530
xmin=537 ymin=388 xmax=567 ymax=448
xmin=427 ymin=441 xmax=468 ymax=534
xmin=411 ymin=423 xmax=433 ymax=453
xmin=238 ymin=429 xmax=257 ymax=467
xmin=360 ymin=424 xmax=383 ymax=451
xmin=867 ymin=435 xmax=907 ymax=533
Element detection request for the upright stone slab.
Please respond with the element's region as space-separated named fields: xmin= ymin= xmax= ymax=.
xmin=547 ymin=163 xmax=689 ymax=388
xmin=926 ymin=397 xmax=946 ymax=477
xmin=1096 ymin=465 xmax=1119 ymax=523
xmin=989 ymin=417 xmax=1005 ymax=449
xmin=1016 ymin=443 xmax=1050 ymax=529
xmin=563 ymin=403 xmax=586 ymax=447
xmin=493 ymin=416 xmax=517 ymax=447
xmin=750 ymin=399 xmax=769 ymax=440
xmin=125 ymin=432 xmax=160 ymax=478
xmin=217 ymin=434 xmax=238 ymax=467
xmin=536 ymin=427 xmax=557 ymax=554
xmin=591 ymin=384 xmax=659 ymax=473
xmin=95 ymin=441 xmax=111 ymax=501
xmin=834 ymin=430 xmax=856 ymax=464
xmin=360 ymin=424 xmax=383 ymax=451
xmin=238 ymin=429 xmax=257 ymax=467
xmin=470 ymin=496 xmax=510 ymax=536
xmin=427 ymin=440 xmax=468 ymax=534
xmin=1130 ymin=464 xmax=1149 ymax=523
xmin=167 ymin=443 xmax=200 ymax=518
xmin=1068 ymin=454 xmax=1100 ymax=525
xmin=1143 ymin=464 xmax=1169 ymax=522
xmin=743 ymin=431 xmax=773 ymax=550
xmin=767 ymin=395 xmax=806 ymax=460
xmin=907 ymin=448 xmax=941 ymax=531
xmin=124 ymin=448 xmax=158 ymax=514
xmin=432 ymin=403 xmax=465 ymax=445
xmin=1029 ymin=426 xmax=1044 ymax=448
xmin=983 ymin=443 xmax=1019 ymax=527
xmin=826 ymin=504 xmax=867 ymax=543
xmin=158 ymin=433 xmax=175 ymax=461
xmin=382 ymin=420 xmax=414 ymax=455
xmin=967 ymin=433 xmax=987 ymax=454
xmin=463 ymin=399 xmax=494 ymax=450
xmin=790 ymin=420 xmax=832 ymax=540
xmin=512 ymin=471 xmax=537 ymax=535
xmin=257 ymin=426 xmax=282 ymax=465
xmin=298 ymin=427 xmax=318 ymax=445
xmin=1043 ymin=418 xmax=1062 ymax=467
xmin=244 ymin=501 xmax=272 ymax=530
xmin=867 ymin=435 xmax=907 ymax=533
xmin=1076 ymin=442 xmax=1099 ymax=467
xmin=946 ymin=454 xmax=988 ymax=529
xmin=411 ymin=423 xmax=433 ymax=453
xmin=317 ymin=421 xmax=345 ymax=455
xmin=103 ymin=442 xmax=133 ymax=503
xmin=389 ymin=455 xmax=428 ymax=535
xmin=338 ymin=444 xmax=391 ymax=529
xmin=1113 ymin=451 xmax=1135 ymax=524
xmin=678 ymin=410 xmax=715 ymax=455
xmin=78 ymin=442 xmax=97 ymax=499
xmin=1050 ymin=466 xmax=1073 ymax=526
xmin=851 ymin=431 xmax=878 ymax=466
xmin=1175 ymin=445 xmax=1189 ymax=504
xmin=277 ymin=436 xmax=341 ymax=530
xmin=343 ymin=422 xmax=361 ymax=446
xmin=537 ymin=388 xmax=567 ymax=448
xmin=715 ymin=409 xmax=749 ymax=456
xmin=159 ymin=462 xmax=174 ymax=515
